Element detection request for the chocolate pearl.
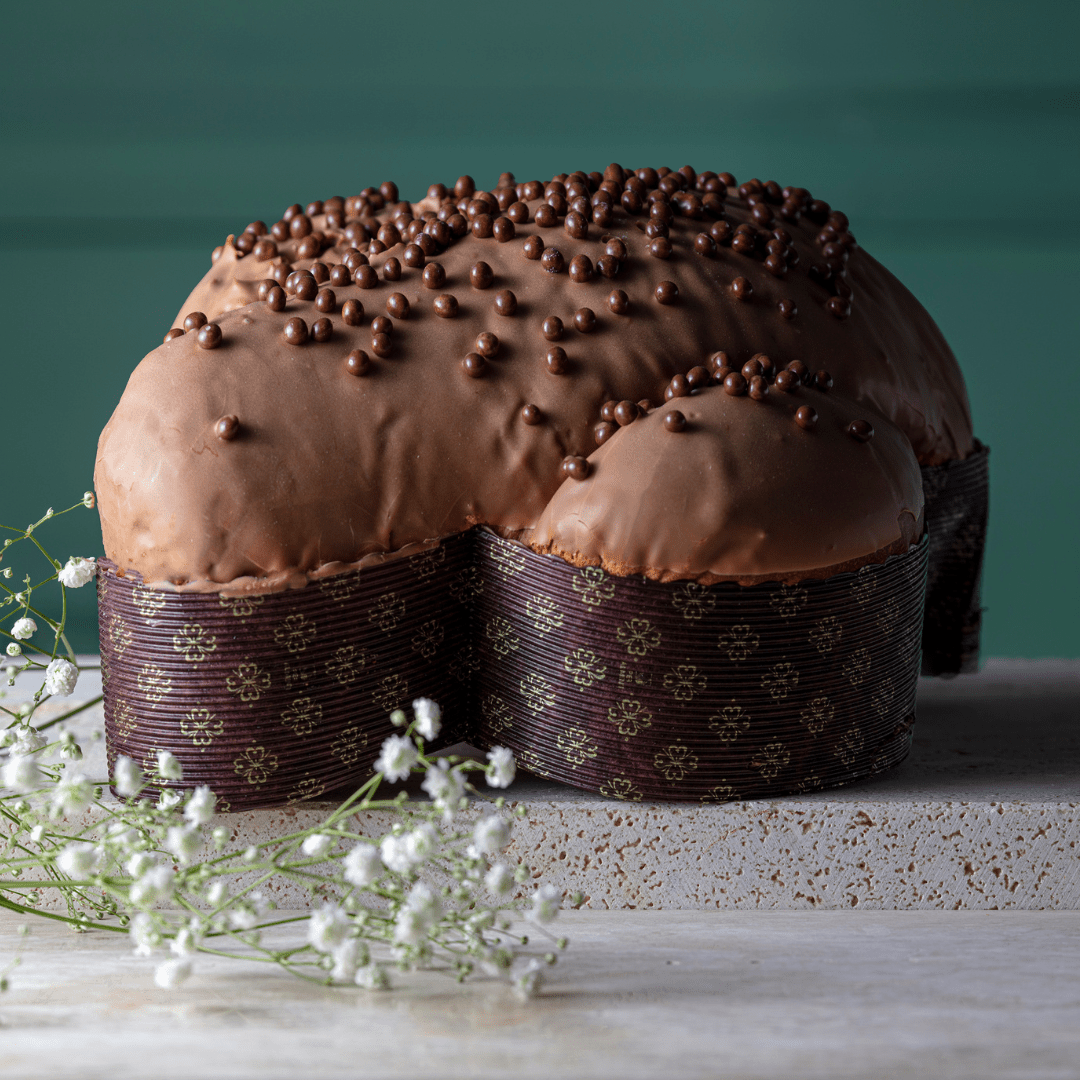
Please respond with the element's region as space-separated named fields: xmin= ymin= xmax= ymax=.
xmin=664 ymin=410 xmax=687 ymax=433
xmin=597 ymin=255 xmax=621 ymax=279
xmin=341 ymin=298 xmax=364 ymax=325
xmin=269 ymin=261 xmax=291 ymax=285
xmin=795 ymin=405 xmax=818 ymax=430
xmin=655 ymin=281 xmax=679 ymax=305
xmin=826 ymin=296 xmax=851 ymax=319
xmin=569 ymin=254 xmax=593 ymax=282
xmin=667 ymin=374 xmax=691 ymax=398
xmin=503 ymin=201 xmax=527 ymax=225
xmin=296 ymin=275 xmax=319 ymax=301
xmin=381 ymin=257 xmax=401 ymax=282
xmin=471 ymin=214 xmax=494 ymax=239
xmin=462 ymin=351 xmax=486 ymax=377
xmin=385 ymin=293 xmax=408 ymax=320
xmin=164 ymin=328 xmax=185 ymax=342
xmin=216 ymin=415 xmax=240 ymax=440
xmin=489 ymin=216 xmax=513 ymax=243
xmin=569 ymin=197 xmax=592 ymax=221
xmin=751 ymin=353 xmax=775 ymax=377
xmin=774 ymin=370 xmax=798 ymax=393
xmin=184 ymin=311 xmax=207 ymax=332
xmin=546 ymin=193 xmax=568 ymax=218
xmin=573 ymin=307 xmax=597 ymax=333
xmin=731 ymin=232 xmax=757 ymax=256
xmin=311 ymin=317 xmax=333 ymax=343
xmin=686 ymin=365 xmax=711 ymax=389
xmin=815 ymin=370 xmax=833 ymax=391
xmin=245 ymin=220 xmax=268 ymax=236
xmin=608 ymin=289 xmax=630 ymax=314
xmin=355 ymin=265 xmax=378 ymax=289
xmin=454 ymin=176 xmax=475 ymax=200
xmin=545 ymin=346 xmax=568 ymax=374
xmin=267 ymin=286 xmax=287 ymax=312
xmin=297 ymin=235 xmax=321 ymax=260
xmin=847 ymin=419 xmax=874 ymax=442
xmin=283 ymin=204 xmax=302 ymax=220
xmin=600 ymin=400 xmax=618 ymax=422
xmin=594 ymin=421 xmax=617 ymax=445
xmin=433 ymin=294 xmax=458 ymax=319
xmin=422 ymin=262 xmax=447 ymax=289
xmin=763 ymin=254 xmax=786 ymax=278
xmin=650 ymin=203 xmax=674 ymax=229
xmin=752 ymin=203 xmax=774 ymax=226
xmin=371 ymin=316 xmax=393 ymax=336
xmin=748 ymin=376 xmax=769 ymax=401
xmin=520 ymin=180 xmax=542 ymax=200
xmin=540 ymin=247 xmax=564 ymax=274
xmin=614 ymin=400 xmax=639 ymax=426
xmin=829 ymin=210 xmax=850 ymax=231
xmin=535 ymin=203 xmax=558 ymax=228
xmin=371 ymin=332 xmax=392 ymax=358
xmin=604 ymin=238 xmax=627 ymax=261
xmin=710 ymin=221 xmax=733 ymax=246
xmin=649 ymin=236 xmax=672 ymax=260
xmin=634 ymin=167 xmax=657 ymax=188
xmin=778 ymin=298 xmax=798 ymax=320
xmin=723 ymin=372 xmax=747 ymax=396
xmin=256 ymin=279 xmax=276 ymax=301
xmin=380 ymin=181 xmax=399 ymax=203
xmin=345 ymin=349 xmax=370 ymax=376
xmin=290 ymin=215 xmax=313 ymax=239
xmin=562 ymin=456 xmax=590 ymax=481
xmin=447 ymin=213 xmax=468 ymax=237
xmin=253 ymin=239 xmax=278 ymax=262
xmin=284 ymin=317 xmax=308 ymax=345
xmin=415 ymin=234 xmax=439 ymax=256
xmin=329 ymin=264 xmax=352 ymax=287
xmin=787 ymin=360 xmax=809 ymax=383
xmin=563 ymin=211 xmax=588 ymax=240
xmin=271 ymin=220 xmax=290 ymax=242
xmin=645 ymin=220 xmax=668 ymax=240
xmin=304 ymin=201 xmax=324 ymax=218
xmin=694 ymin=233 xmax=717 ymax=257
xmin=638 ymin=399 xmax=652 ymax=412
xmin=494 ymin=290 xmax=517 ymax=316
xmin=344 ymin=250 xmax=369 ymax=271
xmin=476 ymin=332 xmax=499 ymax=357
xmin=707 ymin=351 xmax=730 ymax=375
xmin=593 ymin=206 xmax=616 ymax=229
xmin=522 ymin=404 xmax=543 ymax=426
xmin=314 ymin=288 xmax=336 ymax=314
xmin=731 ymin=276 xmax=752 ymax=301
xmin=621 ymin=188 xmax=644 ymax=215
xmin=403 ymin=244 xmax=425 ymax=269
xmin=542 ymin=316 xmax=564 ymax=341
xmin=522 ymin=235 xmax=544 ymax=260
xmin=741 ymin=359 xmax=763 ymax=379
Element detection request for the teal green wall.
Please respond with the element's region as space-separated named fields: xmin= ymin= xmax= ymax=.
xmin=2 ymin=1 xmax=1077 ymax=656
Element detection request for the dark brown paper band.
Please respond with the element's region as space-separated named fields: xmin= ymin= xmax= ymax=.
xmin=920 ymin=439 xmax=989 ymax=675
xmin=99 ymin=529 xmax=927 ymax=808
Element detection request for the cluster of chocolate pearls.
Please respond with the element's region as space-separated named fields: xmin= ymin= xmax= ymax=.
xmin=164 ymin=311 xmax=222 ymax=350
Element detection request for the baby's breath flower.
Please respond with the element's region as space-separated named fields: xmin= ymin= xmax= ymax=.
xmin=165 ymin=825 xmax=201 ymax=864
xmin=379 ymin=833 xmax=414 ymax=875
xmin=211 ymin=826 xmax=231 ymax=850
xmin=157 ymin=789 xmax=182 ymax=811
xmin=155 ymin=749 xmax=183 ymax=781
xmin=44 ymin=658 xmax=78 ymax=697
xmin=129 ymin=912 xmax=160 ymax=956
xmin=206 ymin=880 xmax=229 ymax=906
xmin=126 ymin=851 xmax=157 ymax=878
xmin=308 ymin=903 xmax=351 ymax=954
xmin=389 ymin=708 xmax=408 ymax=728
xmin=130 ymin=865 xmax=175 ymax=906
xmin=473 ymin=814 xmax=511 ymax=855
xmin=485 ymin=862 xmax=515 ymax=896
xmin=342 ymin=843 xmax=382 ymax=887
xmin=301 ymin=833 xmax=334 ymax=858
xmin=355 ymin=964 xmax=390 ymax=990
xmin=485 ymin=745 xmax=516 ymax=788
xmin=154 ymin=957 xmax=192 ymax=989
xmin=113 ymin=756 xmax=143 ymax=797
xmin=2 ymin=755 xmax=43 ymax=793
xmin=55 ymin=842 xmax=99 ymax=879
xmin=511 ymin=957 xmax=545 ymax=1000
xmin=57 ymin=728 xmax=82 ymax=760
xmin=404 ymin=823 xmax=438 ymax=866
xmin=374 ymin=734 xmax=418 ymax=782
xmin=183 ymin=786 xmax=216 ymax=827
xmin=411 ymin=697 xmax=442 ymax=740
xmin=82 ymin=491 xmax=95 ymax=509
xmin=10 ymin=617 xmax=36 ymax=641
xmin=12 ymin=727 xmax=46 ymax=755
xmin=421 ymin=759 xmax=465 ymax=817
xmin=330 ymin=937 xmax=365 ymax=982
xmin=57 ymin=557 xmax=95 ymax=589
xmin=228 ymin=905 xmax=259 ymax=931
xmin=6 ymin=642 xmax=22 ymax=657
xmin=170 ymin=923 xmax=202 ymax=958
xmin=50 ymin=772 xmax=92 ymax=815
xmin=392 ymin=907 xmax=430 ymax=946
xmin=530 ymin=884 xmax=562 ymax=924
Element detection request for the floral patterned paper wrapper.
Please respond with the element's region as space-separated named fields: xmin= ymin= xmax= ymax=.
xmin=97 ymin=532 xmax=474 ymax=810
xmin=920 ymin=439 xmax=989 ymax=676
xmin=100 ymin=528 xmax=928 ymax=808
xmin=471 ymin=531 xmax=928 ymax=802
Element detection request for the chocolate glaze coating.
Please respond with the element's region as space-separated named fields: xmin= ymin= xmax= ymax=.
xmin=98 ymin=171 xmax=966 ymax=590
xmin=531 ymin=385 xmax=923 ymax=583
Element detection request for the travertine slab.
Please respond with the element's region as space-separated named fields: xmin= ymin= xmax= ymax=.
xmin=6 ymin=659 xmax=1078 ymax=910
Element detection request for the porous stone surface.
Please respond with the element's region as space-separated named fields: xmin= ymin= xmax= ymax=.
xmin=9 ymin=659 xmax=1078 ymax=911
xmin=2 ymin=909 xmax=1078 ymax=1080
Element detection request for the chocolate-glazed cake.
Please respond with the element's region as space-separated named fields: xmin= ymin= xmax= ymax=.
xmin=94 ymin=164 xmax=983 ymax=807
